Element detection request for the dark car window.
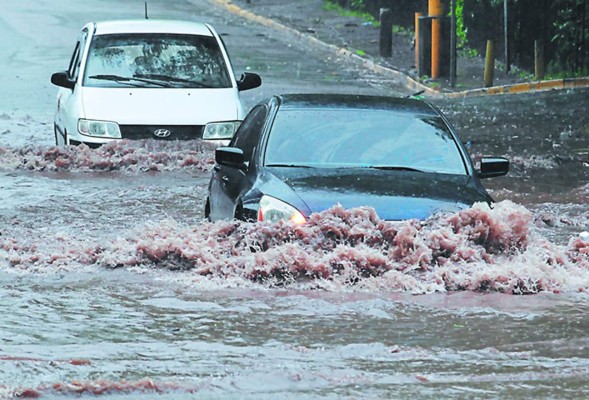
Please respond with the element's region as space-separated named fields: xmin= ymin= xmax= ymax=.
xmin=82 ymin=33 xmax=231 ymax=88
xmin=230 ymin=105 xmax=268 ymax=163
xmin=264 ymin=108 xmax=467 ymax=175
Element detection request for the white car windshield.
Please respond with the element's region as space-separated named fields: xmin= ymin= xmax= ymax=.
xmin=83 ymin=33 xmax=232 ymax=88
xmin=264 ymin=108 xmax=468 ymax=175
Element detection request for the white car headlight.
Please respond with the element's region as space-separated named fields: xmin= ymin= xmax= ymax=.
xmin=257 ymin=195 xmax=306 ymax=224
xmin=203 ymin=121 xmax=241 ymax=140
xmin=78 ymin=119 xmax=121 ymax=138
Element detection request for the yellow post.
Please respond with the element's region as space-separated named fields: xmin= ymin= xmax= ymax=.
xmin=429 ymin=0 xmax=443 ymax=78
xmin=484 ymin=40 xmax=495 ymax=87
xmin=415 ymin=12 xmax=423 ymax=71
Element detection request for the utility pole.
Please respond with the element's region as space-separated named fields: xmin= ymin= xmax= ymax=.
xmin=504 ymin=0 xmax=510 ymax=73
xmin=429 ymin=0 xmax=443 ymax=79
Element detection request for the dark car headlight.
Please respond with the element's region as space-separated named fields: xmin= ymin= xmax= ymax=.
xmin=257 ymin=195 xmax=306 ymax=224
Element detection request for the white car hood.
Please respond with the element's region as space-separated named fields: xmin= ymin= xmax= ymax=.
xmin=80 ymin=87 xmax=241 ymax=125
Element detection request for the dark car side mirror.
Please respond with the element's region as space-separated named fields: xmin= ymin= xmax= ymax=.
xmin=216 ymin=147 xmax=247 ymax=170
xmin=237 ymin=72 xmax=262 ymax=91
xmin=51 ymin=71 xmax=75 ymax=90
xmin=478 ymin=157 xmax=509 ymax=179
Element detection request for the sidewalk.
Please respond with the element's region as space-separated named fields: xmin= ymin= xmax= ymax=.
xmin=212 ymin=0 xmax=589 ymax=97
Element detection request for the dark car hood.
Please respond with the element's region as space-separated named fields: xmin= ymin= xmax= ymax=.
xmin=265 ymin=167 xmax=489 ymax=221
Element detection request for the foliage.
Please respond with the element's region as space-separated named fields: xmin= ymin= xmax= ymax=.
xmin=463 ymin=0 xmax=588 ymax=75
xmin=459 ymin=47 xmax=480 ymax=58
xmin=322 ymin=1 xmax=379 ymax=26
xmin=454 ymin=0 xmax=468 ymax=50
xmin=392 ymin=25 xmax=411 ymax=35
xmin=450 ymin=0 xmax=480 ymax=58
xmin=515 ymin=67 xmax=534 ymax=81
xmin=545 ymin=69 xmax=588 ymax=80
xmin=550 ymin=0 xmax=588 ymax=74
xmin=328 ymin=0 xmax=588 ymax=75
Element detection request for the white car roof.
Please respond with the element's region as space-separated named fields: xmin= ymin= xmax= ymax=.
xmin=92 ymin=19 xmax=215 ymax=36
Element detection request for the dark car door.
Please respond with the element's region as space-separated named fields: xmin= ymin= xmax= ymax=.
xmin=209 ymin=104 xmax=268 ymax=220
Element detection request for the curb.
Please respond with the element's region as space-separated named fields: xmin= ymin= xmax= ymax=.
xmin=210 ymin=0 xmax=589 ymax=98
xmin=446 ymin=77 xmax=589 ymax=98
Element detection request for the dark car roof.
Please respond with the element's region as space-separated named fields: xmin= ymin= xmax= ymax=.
xmin=275 ymin=93 xmax=438 ymax=115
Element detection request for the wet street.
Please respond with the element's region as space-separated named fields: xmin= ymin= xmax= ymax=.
xmin=1 ymin=0 xmax=589 ymax=398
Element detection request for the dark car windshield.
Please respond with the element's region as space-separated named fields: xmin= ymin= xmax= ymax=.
xmin=264 ymin=108 xmax=468 ymax=175
xmin=83 ymin=33 xmax=231 ymax=88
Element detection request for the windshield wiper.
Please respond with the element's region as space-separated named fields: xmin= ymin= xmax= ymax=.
xmin=266 ymin=164 xmax=426 ymax=172
xmin=265 ymin=164 xmax=315 ymax=168
xmin=133 ymin=73 xmax=212 ymax=88
xmin=88 ymin=74 xmax=172 ymax=87
xmin=364 ymin=165 xmax=427 ymax=173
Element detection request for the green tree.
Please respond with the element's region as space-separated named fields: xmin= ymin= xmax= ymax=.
xmin=551 ymin=0 xmax=588 ymax=74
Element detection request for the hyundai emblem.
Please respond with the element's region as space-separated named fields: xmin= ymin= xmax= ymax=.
xmin=153 ymin=128 xmax=171 ymax=138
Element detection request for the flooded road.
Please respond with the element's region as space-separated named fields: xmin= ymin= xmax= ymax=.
xmin=1 ymin=0 xmax=589 ymax=398
xmin=439 ymin=90 xmax=589 ymax=244
xmin=3 ymin=277 xmax=589 ymax=399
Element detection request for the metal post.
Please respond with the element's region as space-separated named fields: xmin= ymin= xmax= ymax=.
xmin=379 ymin=8 xmax=393 ymax=58
xmin=415 ymin=12 xmax=423 ymax=70
xmin=504 ymin=0 xmax=510 ymax=73
xmin=418 ymin=16 xmax=432 ymax=77
xmin=484 ymin=40 xmax=495 ymax=87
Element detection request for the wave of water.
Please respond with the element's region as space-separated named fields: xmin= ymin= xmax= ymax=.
xmin=2 ymin=201 xmax=588 ymax=294
xmin=1 ymin=142 xmax=587 ymax=295
xmin=0 ymin=140 xmax=218 ymax=173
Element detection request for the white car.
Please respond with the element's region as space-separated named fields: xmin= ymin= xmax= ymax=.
xmin=51 ymin=19 xmax=261 ymax=147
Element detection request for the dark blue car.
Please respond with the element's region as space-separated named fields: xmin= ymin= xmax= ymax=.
xmin=205 ymin=94 xmax=508 ymax=223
